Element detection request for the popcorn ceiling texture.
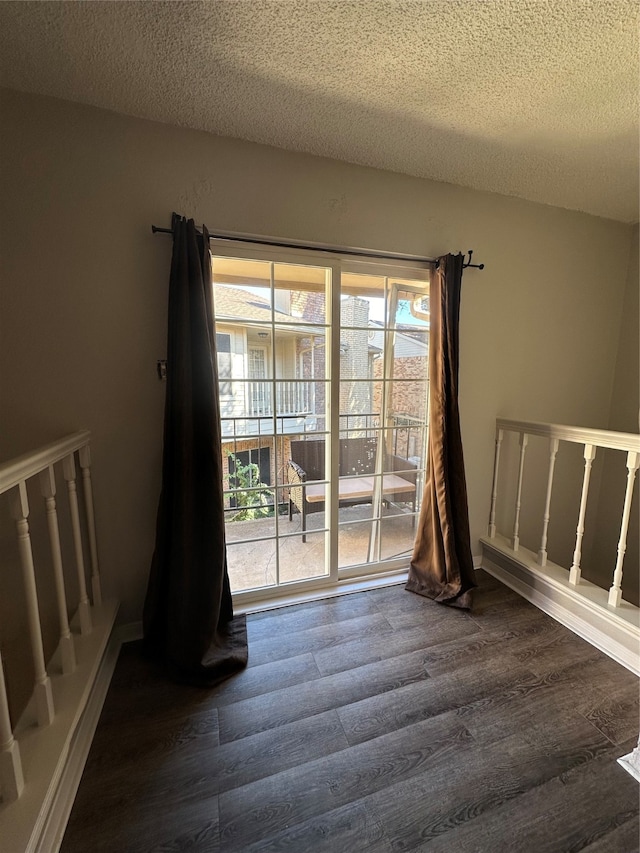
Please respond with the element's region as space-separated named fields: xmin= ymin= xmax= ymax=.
xmin=0 ymin=0 xmax=637 ymax=222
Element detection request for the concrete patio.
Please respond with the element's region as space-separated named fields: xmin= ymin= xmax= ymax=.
xmin=226 ymin=503 xmax=417 ymax=592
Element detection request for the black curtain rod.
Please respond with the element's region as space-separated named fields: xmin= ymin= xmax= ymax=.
xmin=151 ymin=224 xmax=485 ymax=270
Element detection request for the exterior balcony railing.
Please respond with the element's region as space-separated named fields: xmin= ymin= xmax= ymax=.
xmin=247 ymin=380 xmax=313 ymax=417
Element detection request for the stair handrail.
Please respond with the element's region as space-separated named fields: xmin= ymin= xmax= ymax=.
xmin=0 ymin=429 xmax=101 ymax=805
xmin=0 ymin=430 xmax=91 ymax=494
xmin=496 ymin=419 xmax=640 ymax=452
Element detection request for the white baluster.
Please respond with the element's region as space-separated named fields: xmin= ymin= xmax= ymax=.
xmin=512 ymin=433 xmax=529 ymax=551
xmin=39 ymin=465 xmax=76 ymax=674
xmin=78 ymin=445 xmax=102 ymax=607
xmin=488 ymin=427 xmax=504 ymax=538
xmin=63 ymin=454 xmax=92 ymax=634
xmin=569 ymin=444 xmax=596 ymax=585
xmin=0 ymin=652 xmax=24 ymax=802
xmin=537 ymin=438 xmax=560 ymax=566
xmin=10 ymin=482 xmax=55 ymax=727
xmin=608 ymin=450 xmax=640 ymax=607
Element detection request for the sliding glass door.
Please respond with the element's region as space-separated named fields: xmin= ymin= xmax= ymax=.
xmin=337 ymin=268 xmax=429 ymax=574
xmin=211 ymin=243 xmax=430 ymax=602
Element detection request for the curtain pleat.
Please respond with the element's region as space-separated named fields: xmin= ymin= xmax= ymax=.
xmin=406 ymin=253 xmax=476 ymax=608
xmin=143 ymin=213 xmax=248 ymax=684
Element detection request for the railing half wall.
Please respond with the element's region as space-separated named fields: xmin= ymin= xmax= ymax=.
xmin=0 ymin=431 xmax=118 ymax=852
xmin=480 ymin=418 xmax=640 ymax=675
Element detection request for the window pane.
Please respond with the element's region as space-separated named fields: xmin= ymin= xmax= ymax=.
xmin=338 ymin=517 xmax=373 ymax=568
xmin=391 ymin=285 xmax=430 ymax=330
xmin=223 ymin=442 xmax=277 ymax=544
xmin=216 ymin=332 xmax=232 ymax=396
xmin=273 ymin=263 xmax=327 ymax=325
xmin=278 ymin=530 xmax=327 ymax=583
xmin=227 ymin=541 xmax=277 ymax=592
xmin=274 ymin=327 xmax=327 ymax=381
xmin=380 ymin=514 xmax=415 ymax=561
xmin=214 ymin=281 xmax=272 ymax=325
xmin=389 ymin=380 xmax=428 ymax=420
xmin=340 ymin=273 xmax=386 ymax=328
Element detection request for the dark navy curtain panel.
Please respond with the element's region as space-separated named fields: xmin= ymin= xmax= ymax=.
xmin=144 ymin=213 xmax=248 ymax=684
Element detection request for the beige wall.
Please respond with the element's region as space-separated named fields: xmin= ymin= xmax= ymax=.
xmin=0 ymin=88 xmax=635 ymax=628
xmin=608 ymin=223 xmax=639 ymax=435
xmin=582 ymin=225 xmax=639 ymax=604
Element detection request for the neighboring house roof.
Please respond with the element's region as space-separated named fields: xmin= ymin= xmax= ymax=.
xmin=214 ymin=286 xmax=429 ymax=359
xmin=213 ymin=284 xmax=292 ymax=324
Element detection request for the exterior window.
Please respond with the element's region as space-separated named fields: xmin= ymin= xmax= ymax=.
xmin=216 ymin=333 xmax=232 ymax=397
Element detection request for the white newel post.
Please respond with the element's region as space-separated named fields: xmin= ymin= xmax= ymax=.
xmin=78 ymin=445 xmax=102 ymax=607
xmin=39 ymin=465 xmax=76 ymax=675
xmin=10 ymin=482 xmax=55 ymax=727
xmin=512 ymin=433 xmax=528 ymax=551
xmin=0 ymin=652 xmax=24 ymax=802
xmin=63 ymin=454 xmax=92 ymax=634
xmin=608 ymin=450 xmax=640 ymax=607
xmin=488 ymin=427 xmax=503 ymax=538
xmin=569 ymin=443 xmax=596 ymax=586
xmin=537 ymin=437 xmax=559 ymax=566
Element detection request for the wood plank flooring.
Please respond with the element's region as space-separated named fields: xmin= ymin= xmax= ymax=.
xmin=60 ymin=572 xmax=640 ymax=853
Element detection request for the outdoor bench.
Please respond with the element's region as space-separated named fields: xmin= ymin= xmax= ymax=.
xmin=286 ymin=437 xmax=417 ymax=541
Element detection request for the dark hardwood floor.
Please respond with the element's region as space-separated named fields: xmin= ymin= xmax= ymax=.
xmin=61 ymin=572 xmax=640 ymax=853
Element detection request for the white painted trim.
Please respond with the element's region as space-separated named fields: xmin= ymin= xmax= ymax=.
xmin=497 ymin=418 xmax=640 ymax=452
xmin=0 ymin=600 xmax=119 ymax=853
xmin=0 ymin=432 xmax=91 ymax=494
xmin=210 ymin=232 xmax=433 ymax=273
xmin=235 ymin=569 xmax=409 ymax=615
xmin=480 ymin=536 xmax=640 ymax=676
xmin=36 ymin=622 xmax=122 ymax=853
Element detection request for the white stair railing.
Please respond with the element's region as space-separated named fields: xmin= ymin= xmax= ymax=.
xmin=482 ymin=418 xmax=640 ymax=679
xmin=40 ymin=465 xmax=77 ymax=675
xmin=0 ymin=653 xmax=24 ymax=803
xmin=487 ymin=419 xmax=640 ymax=609
xmin=0 ymin=431 xmax=102 ymax=804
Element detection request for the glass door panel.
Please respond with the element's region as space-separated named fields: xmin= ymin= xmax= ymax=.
xmin=213 ymin=252 xmax=333 ymax=594
xmin=338 ymin=517 xmax=374 ymax=568
xmin=339 ymin=275 xmax=429 ymax=573
xmin=212 ymin=250 xmax=429 ymax=597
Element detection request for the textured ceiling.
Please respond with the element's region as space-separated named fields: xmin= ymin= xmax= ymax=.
xmin=0 ymin=0 xmax=638 ymax=222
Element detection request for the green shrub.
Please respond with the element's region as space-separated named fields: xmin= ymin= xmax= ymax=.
xmin=227 ymin=453 xmax=273 ymax=521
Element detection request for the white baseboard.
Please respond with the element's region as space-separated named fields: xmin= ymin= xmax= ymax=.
xmin=480 ymin=536 xmax=640 ymax=676
xmin=36 ymin=623 xmax=122 ymax=853
xmin=115 ymin=621 xmax=143 ymax=644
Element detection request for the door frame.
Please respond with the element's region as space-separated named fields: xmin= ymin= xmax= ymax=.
xmin=210 ymin=240 xmax=430 ymax=608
